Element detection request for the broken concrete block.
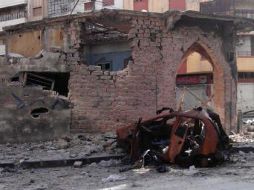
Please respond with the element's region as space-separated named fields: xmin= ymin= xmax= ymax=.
xmin=102 ymin=174 xmax=126 ymax=183
xmin=88 ymin=65 xmax=101 ymax=71
xmin=73 ymin=161 xmax=83 ymax=168
xmin=100 ymin=75 xmax=112 ymax=80
xmin=55 ymin=139 xmax=70 ymax=150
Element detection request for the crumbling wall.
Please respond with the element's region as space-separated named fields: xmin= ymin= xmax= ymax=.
xmin=0 ymin=10 xmax=238 ymax=136
xmin=0 ymin=84 xmax=71 ymax=143
xmin=67 ymin=16 xmax=162 ymax=132
xmin=67 ymin=13 xmax=237 ymax=133
xmin=0 ymin=51 xmax=71 ymax=143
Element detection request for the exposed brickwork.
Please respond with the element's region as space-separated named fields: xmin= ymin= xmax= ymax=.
xmin=67 ymin=14 xmax=237 ymax=133
xmin=0 ymin=10 xmax=239 ymax=134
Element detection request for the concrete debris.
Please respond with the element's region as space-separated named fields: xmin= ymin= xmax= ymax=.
xmin=229 ymin=133 xmax=254 ymax=143
xmin=98 ymin=160 xmax=121 ymax=167
xmin=55 ymin=139 xmax=70 ymax=150
xmin=243 ymin=119 xmax=254 ymax=125
xmin=182 ymin=166 xmax=199 ymax=176
xmin=73 ymin=161 xmax=83 ymax=168
xmin=102 ymin=174 xmax=127 ymax=183
xmin=0 ymin=133 xmax=115 ymax=163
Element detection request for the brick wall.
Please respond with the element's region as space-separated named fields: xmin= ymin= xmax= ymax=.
xmin=66 ymin=14 xmax=237 ymax=133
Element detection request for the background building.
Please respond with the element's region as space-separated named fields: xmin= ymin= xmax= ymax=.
xmin=180 ymin=0 xmax=254 ymax=112
xmin=0 ymin=0 xmax=28 ymax=55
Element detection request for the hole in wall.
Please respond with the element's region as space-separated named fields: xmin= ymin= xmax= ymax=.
xmin=31 ymin=107 xmax=49 ymax=119
xmin=24 ymin=72 xmax=70 ymax=96
xmin=10 ymin=76 xmax=19 ymax=82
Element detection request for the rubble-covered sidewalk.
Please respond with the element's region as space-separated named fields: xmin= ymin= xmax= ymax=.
xmin=0 ymin=133 xmax=122 ymax=164
xmin=0 ymin=134 xmax=253 ymax=190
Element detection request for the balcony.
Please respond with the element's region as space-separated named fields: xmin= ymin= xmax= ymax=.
xmin=0 ymin=0 xmax=27 ymax=9
xmin=0 ymin=18 xmax=26 ymax=31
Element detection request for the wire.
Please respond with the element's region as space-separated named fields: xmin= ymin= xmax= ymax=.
xmin=70 ymin=0 xmax=81 ymax=16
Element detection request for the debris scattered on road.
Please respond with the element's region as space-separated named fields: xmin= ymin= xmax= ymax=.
xmin=102 ymin=174 xmax=127 ymax=183
xmin=73 ymin=161 xmax=83 ymax=168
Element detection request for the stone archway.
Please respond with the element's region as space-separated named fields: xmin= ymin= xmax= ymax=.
xmin=159 ymin=27 xmax=237 ymax=133
xmin=179 ymin=42 xmax=226 ymax=121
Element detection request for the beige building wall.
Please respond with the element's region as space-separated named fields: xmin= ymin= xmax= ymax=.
xmin=7 ymin=30 xmax=43 ymax=57
xmin=186 ymin=52 xmax=213 ymax=73
xmin=186 ymin=0 xmax=200 ymax=11
xmin=237 ymin=57 xmax=254 ymax=72
xmin=149 ymin=0 xmax=169 ymax=13
xmin=186 ymin=52 xmax=254 ymax=73
xmin=186 ymin=0 xmax=211 ymax=11
xmin=123 ymin=0 xmax=133 ymax=10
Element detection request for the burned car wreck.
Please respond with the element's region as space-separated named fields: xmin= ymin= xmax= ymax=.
xmin=117 ymin=107 xmax=230 ymax=168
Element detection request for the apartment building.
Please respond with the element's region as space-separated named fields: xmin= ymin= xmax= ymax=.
xmin=181 ymin=0 xmax=254 ymax=112
xmin=0 ymin=1 xmax=27 ymax=55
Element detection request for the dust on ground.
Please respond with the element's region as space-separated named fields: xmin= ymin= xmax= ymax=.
xmin=0 ymin=133 xmax=254 ymax=190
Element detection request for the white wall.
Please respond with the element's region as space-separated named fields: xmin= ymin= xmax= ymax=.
xmin=185 ymin=0 xmax=200 ymax=11
xmin=0 ymin=45 xmax=5 ymax=56
xmin=236 ymin=36 xmax=252 ymax=56
xmin=238 ymin=83 xmax=254 ymax=112
xmin=0 ymin=18 xmax=26 ymax=31
xmin=0 ymin=0 xmax=27 ymax=8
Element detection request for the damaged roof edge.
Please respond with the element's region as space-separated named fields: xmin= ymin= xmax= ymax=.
xmin=2 ymin=9 xmax=163 ymax=32
xmin=3 ymin=9 xmax=254 ymax=33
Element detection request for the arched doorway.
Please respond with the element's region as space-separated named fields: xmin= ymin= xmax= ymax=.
xmin=175 ymin=42 xmax=235 ymax=132
xmin=176 ymin=51 xmax=213 ymax=110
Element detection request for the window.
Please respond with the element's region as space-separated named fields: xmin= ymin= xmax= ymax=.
xmin=0 ymin=5 xmax=26 ymax=22
xmin=98 ymin=62 xmax=112 ymax=71
xmin=33 ymin=7 xmax=42 ymax=17
xmin=103 ymin=0 xmax=114 ymax=6
xmin=84 ymin=1 xmax=94 ymax=11
xmin=23 ymin=72 xmax=70 ymax=97
xmin=32 ymin=0 xmax=43 ymax=17
xmin=48 ymin=0 xmax=74 ymax=17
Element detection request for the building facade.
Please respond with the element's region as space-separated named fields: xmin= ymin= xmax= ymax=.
xmin=0 ymin=0 xmax=28 ymax=55
xmin=27 ymin=0 xmax=48 ymax=21
xmin=198 ymin=0 xmax=254 ymax=112
xmin=0 ymin=0 xmax=27 ymax=32
xmin=0 ymin=10 xmax=240 ymax=143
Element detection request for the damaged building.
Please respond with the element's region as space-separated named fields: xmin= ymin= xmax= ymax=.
xmin=0 ymin=9 xmax=251 ymax=143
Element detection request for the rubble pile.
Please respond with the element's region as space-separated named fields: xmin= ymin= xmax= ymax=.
xmin=0 ymin=133 xmax=117 ymax=163
xmin=230 ymin=133 xmax=254 ymax=143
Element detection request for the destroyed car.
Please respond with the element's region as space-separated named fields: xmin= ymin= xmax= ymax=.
xmin=116 ymin=107 xmax=230 ymax=168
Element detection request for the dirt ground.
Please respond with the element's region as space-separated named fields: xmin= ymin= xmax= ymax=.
xmin=0 ymin=134 xmax=254 ymax=190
